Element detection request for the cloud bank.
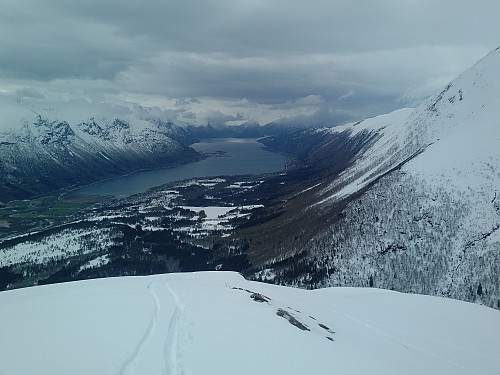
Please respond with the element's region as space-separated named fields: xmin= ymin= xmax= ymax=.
xmin=1 ymin=0 xmax=499 ymax=127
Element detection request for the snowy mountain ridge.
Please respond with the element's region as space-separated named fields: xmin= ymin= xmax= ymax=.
xmin=1 ymin=271 xmax=499 ymax=375
xmin=257 ymin=46 xmax=500 ymax=309
xmin=0 ymin=98 xmax=198 ymax=201
xmin=0 ymin=98 xmax=190 ymax=151
xmin=319 ymin=46 xmax=500 ymax=201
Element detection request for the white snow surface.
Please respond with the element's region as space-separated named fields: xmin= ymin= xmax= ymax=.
xmin=317 ymin=107 xmax=415 ymax=201
xmin=180 ymin=205 xmax=263 ymax=234
xmin=403 ymin=47 xmax=500 ymax=194
xmin=78 ymin=254 xmax=111 ymax=272
xmin=0 ymin=271 xmax=499 ymax=375
xmin=319 ymin=46 xmax=500 ymax=203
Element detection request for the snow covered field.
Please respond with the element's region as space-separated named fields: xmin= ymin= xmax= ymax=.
xmin=1 ymin=271 xmax=499 ymax=375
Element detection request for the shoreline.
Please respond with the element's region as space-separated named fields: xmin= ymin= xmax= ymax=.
xmin=60 ymin=152 xmax=207 ymax=200
xmin=65 ymin=138 xmax=285 ymax=199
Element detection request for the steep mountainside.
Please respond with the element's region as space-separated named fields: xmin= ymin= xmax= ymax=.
xmin=0 ymin=102 xmax=200 ymax=201
xmin=1 ymin=272 xmax=499 ymax=375
xmin=255 ymin=47 xmax=500 ymax=309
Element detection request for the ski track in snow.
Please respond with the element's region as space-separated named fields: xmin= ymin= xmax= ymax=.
xmin=114 ymin=279 xmax=186 ymax=375
xmin=118 ymin=282 xmax=160 ymax=375
xmin=165 ymin=280 xmax=184 ymax=375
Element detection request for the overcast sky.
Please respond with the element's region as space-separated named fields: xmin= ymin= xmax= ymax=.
xmin=1 ymin=0 xmax=500 ymax=127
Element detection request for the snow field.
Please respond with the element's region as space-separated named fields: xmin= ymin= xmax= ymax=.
xmin=0 ymin=272 xmax=499 ymax=375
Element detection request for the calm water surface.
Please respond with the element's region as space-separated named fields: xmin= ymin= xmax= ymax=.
xmin=74 ymin=138 xmax=285 ymax=197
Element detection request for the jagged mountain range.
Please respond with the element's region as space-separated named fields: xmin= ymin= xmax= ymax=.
xmin=0 ymin=103 xmax=200 ymax=201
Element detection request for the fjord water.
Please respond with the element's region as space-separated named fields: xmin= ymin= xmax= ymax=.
xmin=75 ymin=138 xmax=286 ymax=197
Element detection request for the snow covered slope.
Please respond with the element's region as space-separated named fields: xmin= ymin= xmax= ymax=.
xmin=322 ymin=46 xmax=500 ymax=201
xmin=261 ymin=47 xmax=500 ymax=309
xmin=0 ymin=271 xmax=499 ymax=375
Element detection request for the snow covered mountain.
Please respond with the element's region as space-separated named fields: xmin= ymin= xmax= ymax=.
xmin=1 ymin=271 xmax=499 ymax=375
xmin=0 ymin=99 xmax=199 ymax=201
xmin=256 ymin=47 xmax=500 ymax=308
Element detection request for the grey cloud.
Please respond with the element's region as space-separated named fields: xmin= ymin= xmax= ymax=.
xmin=48 ymin=0 xmax=500 ymax=55
xmin=201 ymin=110 xmax=244 ymax=127
xmin=121 ymin=52 xmax=350 ymax=104
xmin=0 ymin=1 xmax=154 ymax=81
xmin=268 ymin=107 xmax=353 ymax=128
xmin=175 ymin=97 xmax=201 ymax=108
xmin=1 ymin=0 xmax=500 ymax=126
xmin=339 ymin=90 xmax=355 ymax=101
xmin=269 ymin=95 xmax=327 ymax=111
xmin=15 ymin=87 xmax=47 ymax=100
xmin=0 ymin=48 xmax=130 ymax=81
xmin=179 ymin=111 xmax=197 ymax=120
